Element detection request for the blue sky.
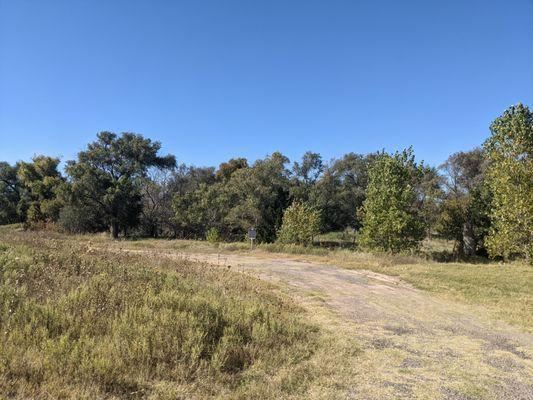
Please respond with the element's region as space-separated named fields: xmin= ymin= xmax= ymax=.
xmin=1 ymin=0 xmax=532 ymax=169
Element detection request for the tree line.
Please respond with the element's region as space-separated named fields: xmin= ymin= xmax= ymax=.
xmin=0 ymin=104 xmax=531 ymax=261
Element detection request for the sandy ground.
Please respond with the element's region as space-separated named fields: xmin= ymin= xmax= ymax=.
xmin=122 ymin=248 xmax=533 ymax=399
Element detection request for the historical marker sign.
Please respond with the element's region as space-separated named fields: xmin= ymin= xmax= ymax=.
xmin=248 ymin=227 xmax=257 ymax=249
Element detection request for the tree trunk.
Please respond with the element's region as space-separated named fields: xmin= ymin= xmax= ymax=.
xmin=110 ymin=221 xmax=119 ymax=239
xmin=462 ymin=220 xmax=476 ymax=257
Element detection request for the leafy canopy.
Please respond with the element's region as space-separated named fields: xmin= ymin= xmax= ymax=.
xmin=483 ymin=104 xmax=532 ymax=261
xmin=66 ymin=132 xmax=175 ymax=237
xmin=359 ymin=148 xmax=425 ymax=253
xmin=17 ymin=155 xmax=64 ymax=225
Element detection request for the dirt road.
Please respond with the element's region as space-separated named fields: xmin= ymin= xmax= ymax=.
xmin=129 ymin=248 xmax=533 ymax=399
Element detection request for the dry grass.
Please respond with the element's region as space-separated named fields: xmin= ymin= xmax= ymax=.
xmin=0 ymin=227 xmax=345 ymax=399
xmin=1 ymin=226 xmax=532 ymax=399
xmin=99 ymin=235 xmax=533 ymax=332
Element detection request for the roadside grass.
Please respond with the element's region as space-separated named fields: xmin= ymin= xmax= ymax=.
xmin=102 ymin=235 xmax=533 ymax=332
xmin=364 ymin=261 xmax=533 ymax=331
xmin=0 ymin=228 xmax=357 ymax=399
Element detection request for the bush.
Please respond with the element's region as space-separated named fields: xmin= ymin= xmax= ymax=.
xmin=277 ymin=202 xmax=321 ymax=246
xmin=206 ymin=227 xmax=221 ymax=244
xmin=57 ymin=205 xmax=107 ymax=234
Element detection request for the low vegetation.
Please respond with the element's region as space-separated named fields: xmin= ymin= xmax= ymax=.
xmin=103 ymin=235 xmax=533 ymax=332
xmin=369 ymin=260 xmax=533 ymax=331
xmin=0 ymin=227 xmax=324 ymax=399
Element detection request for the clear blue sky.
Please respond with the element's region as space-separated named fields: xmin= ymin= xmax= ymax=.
xmin=1 ymin=0 xmax=532 ymax=168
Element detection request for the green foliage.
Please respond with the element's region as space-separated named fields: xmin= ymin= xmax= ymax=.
xmin=0 ymin=230 xmax=316 ymax=398
xmin=206 ymin=227 xmax=221 ymax=243
xmin=277 ymin=202 xmax=321 ymax=246
xmin=215 ymin=157 xmax=248 ymax=182
xmin=174 ymin=152 xmax=291 ymax=242
xmin=312 ymin=153 xmax=375 ymax=231
xmin=65 ymin=132 xmax=176 ymax=238
xmin=57 ymin=205 xmax=107 ymax=234
xmin=16 ymin=155 xmax=64 ymax=225
xmin=437 ymin=149 xmax=491 ymax=256
xmin=359 ymin=148 xmax=425 ymax=253
xmin=172 ymin=184 xmax=222 ymax=239
xmin=224 ymin=152 xmax=291 ymax=242
xmin=483 ymin=104 xmax=533 ymax=262
xmin=290 ymin=152 xmax=324 ymax=204
xmin=0 ymin=162 xmax=20 ymax=225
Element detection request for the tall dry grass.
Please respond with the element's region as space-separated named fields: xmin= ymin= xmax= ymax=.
xmin=0 ymin=228 xmax=319 ymax=399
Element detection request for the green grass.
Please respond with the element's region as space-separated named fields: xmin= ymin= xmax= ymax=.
xmin=365 ymin=261 xmax=533 ymax=330
xmin=0 ymin=229 xmax=321 ymax=399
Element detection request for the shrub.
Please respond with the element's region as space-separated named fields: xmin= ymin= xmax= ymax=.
xmin=277 ymin=202 xmax=321 ymax=245
xmin=206 ymin=227 xmax=221 ymax=244
xmin=57 ymin=205 xmax=107 ymax=234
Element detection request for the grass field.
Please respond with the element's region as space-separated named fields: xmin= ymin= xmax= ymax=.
xmin=0 ymin=227 xmax=364 ymax=399
xmin=1 ymin=225 xmax=532 ymax=399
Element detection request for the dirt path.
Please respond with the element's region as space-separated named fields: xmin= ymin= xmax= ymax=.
xmin=128 ymin=249 xmax=533 ymax=399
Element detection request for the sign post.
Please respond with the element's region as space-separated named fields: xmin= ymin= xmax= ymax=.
xmin=248 ymin=227 xmax=257 ymax=250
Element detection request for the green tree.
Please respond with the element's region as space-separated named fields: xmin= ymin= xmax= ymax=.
xmin=437 ymin=149 xmax=491 ymax=257
xmin=223 ymin=152 xmax=291 ymax=242
xmin=277 ymin=202 xmax=321 ymax=245
xmin=169 ymin=164 xmax=216 ymax=196
xmin=215 ymin=158 xmax=248 ymax=182
xmin=359 ymin=148 xmax=425 ymax=253
xmin=172 ymin=184 xmax=222 ymax=238
xmin=17 ymin=155 xmax=64 ymax=225
xmin=0 ymin=162 xmax=21 ymax=224
xmin=483 ymin=104 xmax=532 ymax=261
xmin=66 ymin=132 xmax=175 ymax=238
xmin=312 ymin=153 xmax=375 ymax=231
xmin=290 ymin=151 xmax=323 ymax=203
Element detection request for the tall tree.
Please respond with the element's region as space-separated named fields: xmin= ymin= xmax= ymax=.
xmin=291 ymin=151 xmax=323 ymax=203
xmin=483 ymin=104 xmax=532 ymax=262
xmin=359 ymin=148 xmax=425 ymax=252
xmin=215 ymin=158 xmax=248 ymax=182
xmin=66 ymin=132 xmax=176 ymax=238
xmin=17 ymin=156 xmax=64 ymax=225
xmin=0 ymin=162 xmax=21 ymax=224
xmin=223 ymin=152 xmax=291 ymax=242
xmin=437 ymin=149 xmax=491 ymax=256
xmin=313 ymin=153 xmax=375 ymax=231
